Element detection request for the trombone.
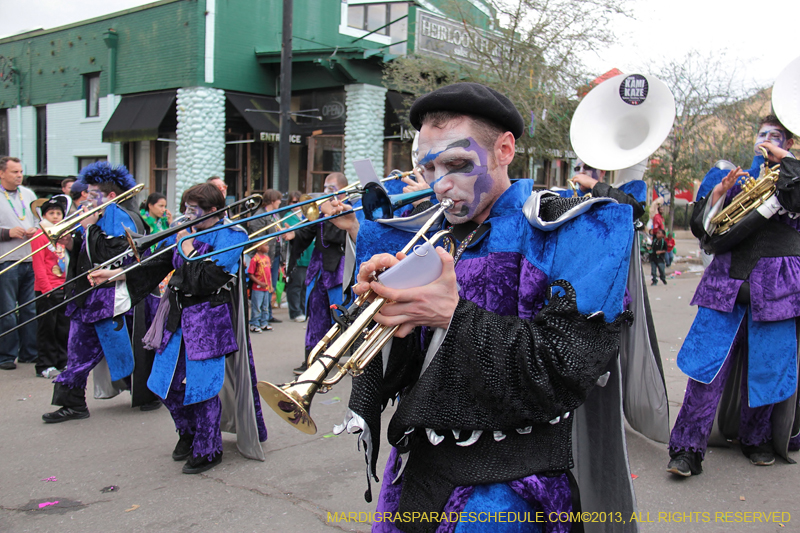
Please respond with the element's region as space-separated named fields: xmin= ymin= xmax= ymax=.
xmin=257 ymin=198 xmax=456 ymax=434
xmin=0 ymin=184 xmax=144 ymax=272
xmin=0 ymin=193 xmax=262 ymax=338
xmin=179 ymin=183 xmax=435 ymax=262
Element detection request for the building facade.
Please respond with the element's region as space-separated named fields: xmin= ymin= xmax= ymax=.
xmin=0 ymin=0 xmax=564 ymax=208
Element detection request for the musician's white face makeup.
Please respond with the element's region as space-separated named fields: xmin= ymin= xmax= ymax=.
xmin=754 ymin=124 xmax=789 ymax=155
xmin=87 ymin=185 xmax=106 ymax=208
xmin=184 ymin=202 xmax=205 ymax=221
xmin=417 ymin=119 xmax=503 ymax=224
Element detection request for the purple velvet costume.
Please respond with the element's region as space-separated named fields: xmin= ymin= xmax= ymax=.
xmin=304 ymin=249 xmax=345 ymax=351
xmin=670 ymin=175 xmax=800 ymax=458
xmin=348 ymin=182 xmax=635 ymax=532
xmin=52 ymin=203 xmax=157 ymax=408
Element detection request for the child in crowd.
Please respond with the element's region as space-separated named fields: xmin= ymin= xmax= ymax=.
xmin=650 ymin=228 xmax=668 ymax=286
xmin=665 ymin=230 xmax=676 ymax=267
xmin=247 ymin=242 xmax=272 ymax=333
xmin=31 ymin=196 xmax=70 ymax=378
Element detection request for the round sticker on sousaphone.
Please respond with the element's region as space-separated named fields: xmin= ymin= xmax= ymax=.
xmin=619 ymin=74 xmax=649 ymax=106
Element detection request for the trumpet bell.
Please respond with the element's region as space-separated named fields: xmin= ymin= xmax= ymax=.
xmin=773 ymin=55 xmax=800 ymax=136
xmin=257 ymin=381 xmax=318 ymax=435
xmin=570 ymin=73 xmax=676 ymax=171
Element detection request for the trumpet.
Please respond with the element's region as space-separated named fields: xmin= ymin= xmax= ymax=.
xmin=257 ymin=198 xmax=455 ymax=434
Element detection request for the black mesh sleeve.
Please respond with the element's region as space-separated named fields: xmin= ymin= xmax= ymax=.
xmin=85 ymin=225 xmax=132 ymax=265
xmin=123 ymin=246 xmax=175 ymax=306
xmin=592 ymin=182 xmax=645 ymax=220
xmin=387 ymin=281 xmax=632 ymax=441
xmin=169 ymin=258 xmax=236 ymax=297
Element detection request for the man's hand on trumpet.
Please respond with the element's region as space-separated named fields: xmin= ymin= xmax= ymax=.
xmin=320 ymin=197 xmax=359 ymax=241
xmin=354 ymin=247 xmax=459 ymax=338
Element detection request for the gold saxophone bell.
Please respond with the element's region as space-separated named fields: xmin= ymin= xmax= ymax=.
xmin=258 ymin=200 xmax=456 ymax=434
xmin=710 ymin=147 xmax=780 ymax=235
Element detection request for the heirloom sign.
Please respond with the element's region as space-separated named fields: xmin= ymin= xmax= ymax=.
xmin=415 ymin=11 xmax=507 ymax=68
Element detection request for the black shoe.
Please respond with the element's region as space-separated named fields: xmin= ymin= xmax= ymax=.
xmin=0 ymin=361 xmax=16 ymax=370
xmin=749 ymin=452 xmax=775 ymax=466
xmin=651 ymin=281 xmax=658 ymax=286
xmin=42 ymin=406 xmax=90 ymax=424
xmin=667 ymin=450 xmax=703 ymax=477
xmin=182 ymin=451 xmax=222 ymax=474
xmin=172 ymin=432 xmax=194 ymax=461
xmin=293 ymin=362 xmax=308 ymax=375
xmin=140 ymin=400 xmax=162 ymax=412
xmin=662 ymin=279 xmax=668 ymax=285
xmin=269 ymin=318 xmax=282 ymax=323
xmin=742 ymin=441 xmax=776 ymax=466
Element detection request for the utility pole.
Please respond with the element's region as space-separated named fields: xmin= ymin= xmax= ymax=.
xmin=278 ymin=0 xmax=293 ymax=193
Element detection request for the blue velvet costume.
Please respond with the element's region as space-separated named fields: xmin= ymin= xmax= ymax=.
xmin=339 ymin=181 xmax=636 ymax=533
xmin=126 ymin=220 xmax=268 ymax=461
xmin=53 ymin=202 xmax=158 ymax=408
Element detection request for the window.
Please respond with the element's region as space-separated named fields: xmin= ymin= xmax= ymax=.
xmin=307 ymin=135 xmax=344 ymax=192
xmin=77 ymin=156 xmax=107 ymax=173
xmin=36 ymin=106 xmax=47 ymax=174
xmin=0 ymin=110 xmax=7 ymax=156
xmin=151 ymin=140 xmax=173 ymax=197
xmin=347 ymin=2 xmax=407 ymax=40
xmin=85 ymin=73 xmax=101 ymax=117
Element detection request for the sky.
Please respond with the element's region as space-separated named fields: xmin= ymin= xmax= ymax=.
xmin=2 ymin=0 xmax=799 ymax=89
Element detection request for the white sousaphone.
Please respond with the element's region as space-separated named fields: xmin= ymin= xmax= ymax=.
xmin=773 ymin=55 xmax=800 ymax=136
xmin=570 ymin=72 xmax=676 ymax=178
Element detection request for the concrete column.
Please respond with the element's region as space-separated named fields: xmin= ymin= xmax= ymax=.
xmin=175 ymin=87 xmax=225 ymax=201
xmin=344 ymin=84 xmax=387 ymax=183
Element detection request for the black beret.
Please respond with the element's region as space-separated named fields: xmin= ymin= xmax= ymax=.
xmin=409 ymin=82 xmax=524 ymax=140
xmin=41 ymin=195 xmax=68 ymax=216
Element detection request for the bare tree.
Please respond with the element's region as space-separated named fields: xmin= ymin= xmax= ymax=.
xmin=383 ymin=0 xmax=630 ymax=161
xmin=646 ymin=50 xmax=767 ymax=233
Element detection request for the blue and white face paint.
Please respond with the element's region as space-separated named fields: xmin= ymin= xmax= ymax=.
xmin=417 ymin=122 xmax=504 ymax=225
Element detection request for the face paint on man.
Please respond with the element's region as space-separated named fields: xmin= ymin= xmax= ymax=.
xmin=185 ymin=203 xmax=205 ymax=221
xmin=754 ymin=124 xmax=788 ymax=155
xmin=419 ymin=135 xmax=495 ymax=224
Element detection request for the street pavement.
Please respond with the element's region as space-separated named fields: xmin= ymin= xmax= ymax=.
xmin=1 ymin=242 xmax=798 ymax=532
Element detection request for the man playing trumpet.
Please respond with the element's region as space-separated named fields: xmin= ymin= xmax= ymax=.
xmin=333 ymin=83 xmax=638 ymax=532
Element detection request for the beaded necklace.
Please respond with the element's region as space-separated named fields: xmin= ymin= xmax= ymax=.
xmin=452 ymin=223 xmax=484 ymax=264
xmin=0 ymin=183 xmax=26 ymax=221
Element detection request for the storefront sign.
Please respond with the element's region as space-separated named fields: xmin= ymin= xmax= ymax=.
xmin=260 ymin=132 xmax=302 ymax=144
xmin=416 ymin=11 xmax=508 ymax=68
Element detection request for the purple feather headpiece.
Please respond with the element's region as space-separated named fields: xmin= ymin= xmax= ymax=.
xmin=77 ymin=161 xmax=137 ymax=191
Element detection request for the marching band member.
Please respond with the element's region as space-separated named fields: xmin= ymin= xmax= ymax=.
xmin=285 ymin=172 xmax=357 ymax=375
xmin=667 ymin=115 xmax=799 ymax=476
xmin=92 ymin=183 xmax=267 ymax=473
xmin=333 ymin=83 xmax=637 ymax=532
xmin=42 ymin=162 xmax=158 ymax=422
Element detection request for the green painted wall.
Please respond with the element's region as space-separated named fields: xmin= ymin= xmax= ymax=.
xmin=0 ymin=0 xmax=200 ymax=108
xmin=214 ymin=0 xmax=392 ymax=94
